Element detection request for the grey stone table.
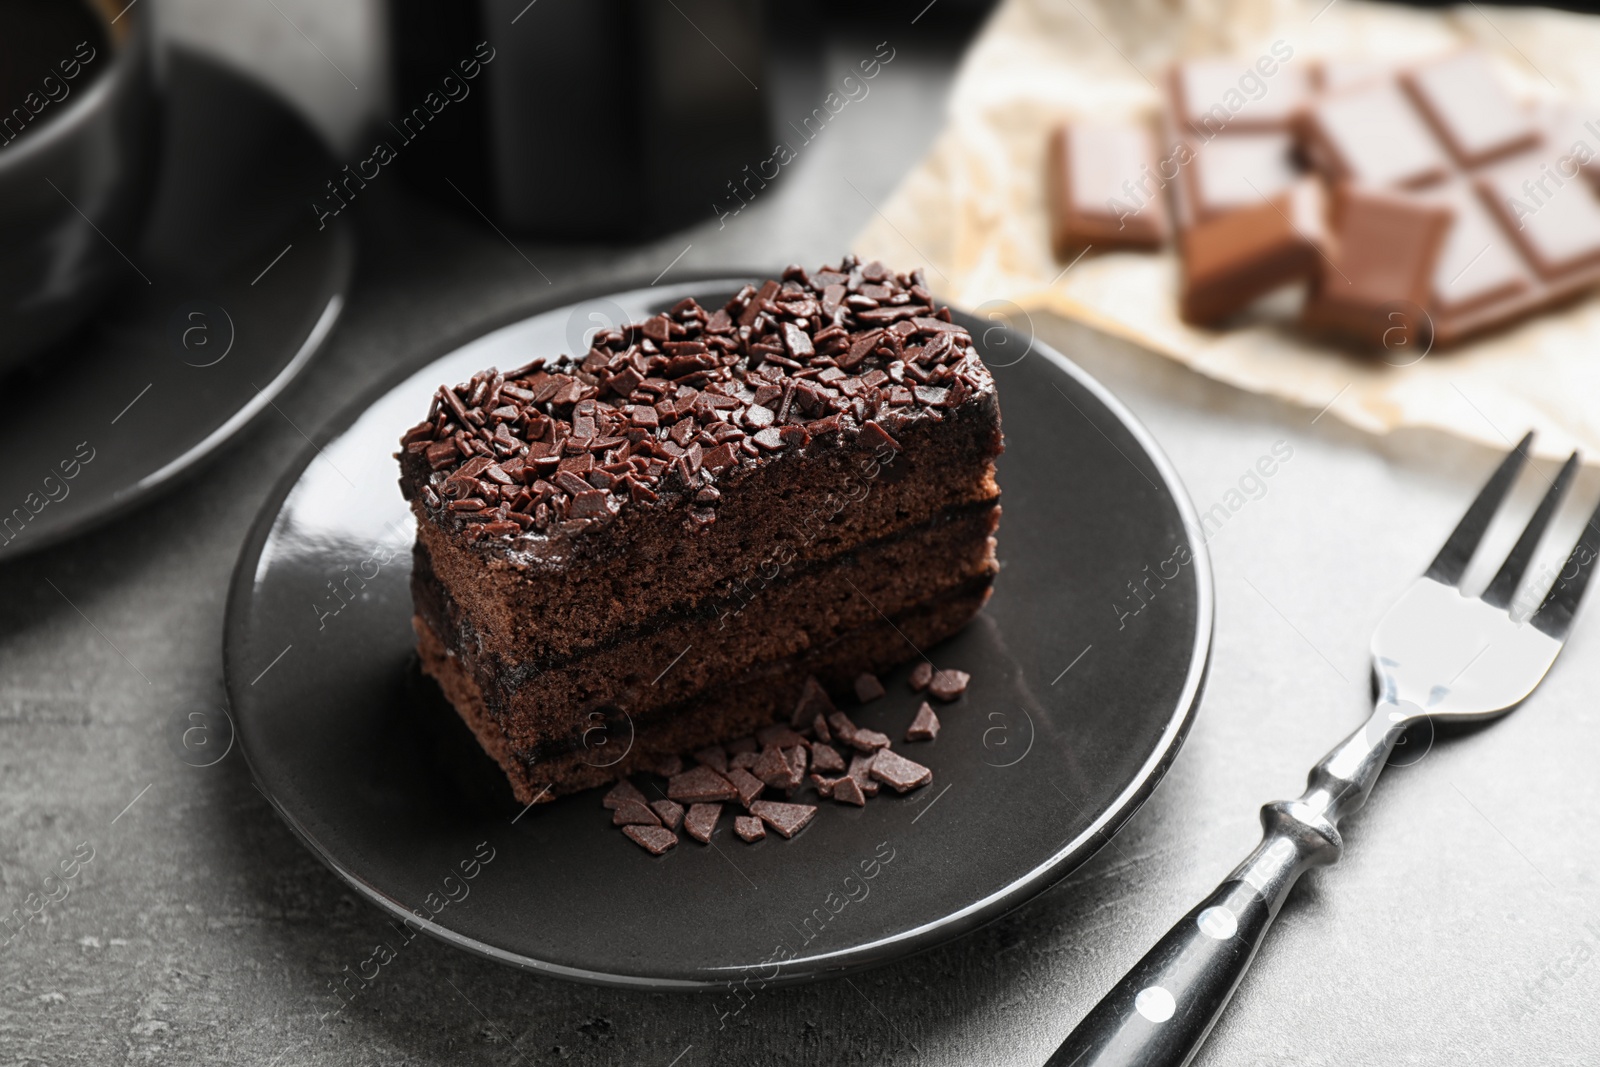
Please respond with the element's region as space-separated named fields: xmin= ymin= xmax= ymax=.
xmin=5 ymin=25 xmax=1600 ymax=1067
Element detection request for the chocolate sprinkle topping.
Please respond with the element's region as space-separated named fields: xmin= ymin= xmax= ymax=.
xmin=623 ymin=824 xmax=679 ymax=855
xmin=869 ymin=749 xmax=933 ymax=793
xmin=684 ymin=802 xmax=722 ymax=843
xmin=734 ymin=815 xmax=766 ymax=842
xmin=928 ymin=668 xmax=971 ymax=702
xmin=401 ymin=259 xmax=987 ymax=549
xmin=749 ymin=800 xmax=819 ymax=839
xmin=854 ymin=672 xmax=886 ymax=703
xmin=906 ymin=702 xmax=940 ymax=741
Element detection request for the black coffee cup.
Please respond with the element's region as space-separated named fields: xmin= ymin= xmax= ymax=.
xmin=0 ymin=0 xmax=159 ymax=371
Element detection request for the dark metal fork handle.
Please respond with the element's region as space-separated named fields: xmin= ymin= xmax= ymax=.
xmin=1045 ymin=705 xmax=1406 ymax=1067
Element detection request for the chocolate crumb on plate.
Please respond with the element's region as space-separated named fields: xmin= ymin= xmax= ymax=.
xmin=684 ymin=802 xmax=722 ymax=843
xmin=623 ymin=824 xmax=679 ymax=855
xmin=694 ymin=746 xmax=729 ymax=775
xmin=667 ymin=765 xmax=739 ymax=803
xmin=909 ymin=662 xmax=934 ymax=691
xmin=603 ymin=779 xmax=649 ymax=810
xmin=846 ymin=727 xmax=891 ymax=753
xmin=735 ymin=815 xmax=766 ymax=842
xmin=811 ymin=742 xmax=846 ymax=773
xmin=833 ymin=776 xmax=867 ymax=806
xmin=749 ymin=800 xmax=819 ymax=839
xmin=613 ymin=799 xmax=661 ymax=826
xmin=906 ymin=702 xmax=940 ymax=742
xmin=725 ymin=767 xmax=765 ymax=807
xmin=870 ymin=749 xmax=933 ymax=793
xmin=848 ymin=753 xmax=880 ymax=796
xmin=928 ymin=669 xmax=971 ymax=702
xmin=650 ymin=798 xmax=685 ymax=831
xmin=854 ymin=672 xmax=886 ymax=703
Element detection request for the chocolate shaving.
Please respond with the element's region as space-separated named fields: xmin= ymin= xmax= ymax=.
xmin=622 ymin=824 xmax=678 ymax=855
xmin=684 ymin=802 xmax=722 ymax=843
xmin=603 ymin=779 xmax=649 ymax=810
xmin=667 ymin=765 xmax=738 ymax=803
xmin=749 ymin=800 xmax=819 ymax=839
xmin=612 ymin=799 xmax=661 ymax=826
xmin=869 ymin=749 xmax=933 ymax=793
xmin=811 ymin=742 xmax=846 ymax=773
xmin=854 ymin=672 xmax=886 ymax=703
xmin=906 ymin=702 xmax=940 ymax=742
xmin=832 ymin=776 xmax=867 ymax=806
xmin=650 ymin=799 xmax=685 ymax=831
xmin=928 ymin=669 xmax=970 ymax=702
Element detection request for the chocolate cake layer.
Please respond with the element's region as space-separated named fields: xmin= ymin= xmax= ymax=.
xmin=415 ymin=581 xmax=992 ymax=804
xmin=411 ymin=500 xmax=999 ymax=732
xmin=403 ymin=391 xmax=1000 ymax=663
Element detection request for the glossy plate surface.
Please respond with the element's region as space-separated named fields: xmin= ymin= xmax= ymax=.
xmin=224 ymin=276 xmax=1211 ymax=989
xmin=0 ymin=49 xmax=353 ymax=560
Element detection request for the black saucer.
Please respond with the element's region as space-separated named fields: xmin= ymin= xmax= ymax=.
xmin=0 ymin=48 xmax=353 ymax=560
xmin=224 ymin=275 xmax=1212 ymax=989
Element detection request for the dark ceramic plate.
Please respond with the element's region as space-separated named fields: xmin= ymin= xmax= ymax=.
xmin=0 ymin=49 xmax=353 ymax=560
xmin=224 ymin=275 xmax=1212 ymax=990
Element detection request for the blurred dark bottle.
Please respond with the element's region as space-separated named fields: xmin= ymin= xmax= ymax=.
xmin=387 ymin=0 xmax=816 ymax=240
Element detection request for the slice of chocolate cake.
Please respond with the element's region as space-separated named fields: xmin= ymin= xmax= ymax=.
xmin=398 ymin=259 xmax=1002 ymax=805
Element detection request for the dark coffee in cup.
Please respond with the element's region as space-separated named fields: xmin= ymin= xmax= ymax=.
xmin=0 ymin=0 xmax=158 ymax=370
xmin=0 ymin=0 xmax=111 ymax=149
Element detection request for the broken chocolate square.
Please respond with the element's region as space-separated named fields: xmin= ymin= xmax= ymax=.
xmin=724 ymin=766 xmax=765 ymax=808
xmin=832 ymin=776 xmax=867 ymax=807
xmin=735 ymin=815 xmax=766 ymax=842
xmin=811 ymin=742 xmax=847 ymax=773
xmin=612 ymin=799 xmax=661 ymax=827
xmin=603 ymin=779 xmax=648 ymax=810
xmin=909 ymin=662 xmax=934 ymax=691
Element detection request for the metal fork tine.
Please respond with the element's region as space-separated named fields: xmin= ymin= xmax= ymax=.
xmin=1482 ymin=452 xmax=1580 ymax=609
xmin=1425 ymin=431 xmax=1533 ymax=586
xmin=1530 ymin=494 xmax=1600 ymax=639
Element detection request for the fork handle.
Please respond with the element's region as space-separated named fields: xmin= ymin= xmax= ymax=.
xmin=1044 ymin=704 xmax=1408 ymax=1067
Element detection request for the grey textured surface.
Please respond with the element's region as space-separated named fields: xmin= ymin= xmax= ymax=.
xmin=5 ymin=20 xmax=1600 ymax=1067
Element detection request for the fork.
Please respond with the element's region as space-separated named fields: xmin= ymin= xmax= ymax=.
xmin=1045 ymin=432 xmax=1599 ymax=1067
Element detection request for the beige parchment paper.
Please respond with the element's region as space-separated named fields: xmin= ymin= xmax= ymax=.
xmin=852 ymin=0 xmax=1600 ymax=460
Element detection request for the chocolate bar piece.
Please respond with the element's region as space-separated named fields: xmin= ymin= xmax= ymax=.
xmin=1302 ymin=187 xmax=1452 ymax=344
xmin=1170 ymin=59 xmax=1312 ymax=136
xmin=1047 ymin=121 xmax=1167 ymax=255
xmin=1179 ymin=179 xmax=1324 ymax=326
xmin=1412 ymin=181 xmax=1531 ymax=314
xmin=1478 ymin=150 xmax=1600 ymax=278
xmin=1402 ymin=51 xmax=1539 ymax=167
xmin=1298 ymin=79 xmax=1451 ymax=189
xmin=1183 ymin=132 xmax=1299 ymax=221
